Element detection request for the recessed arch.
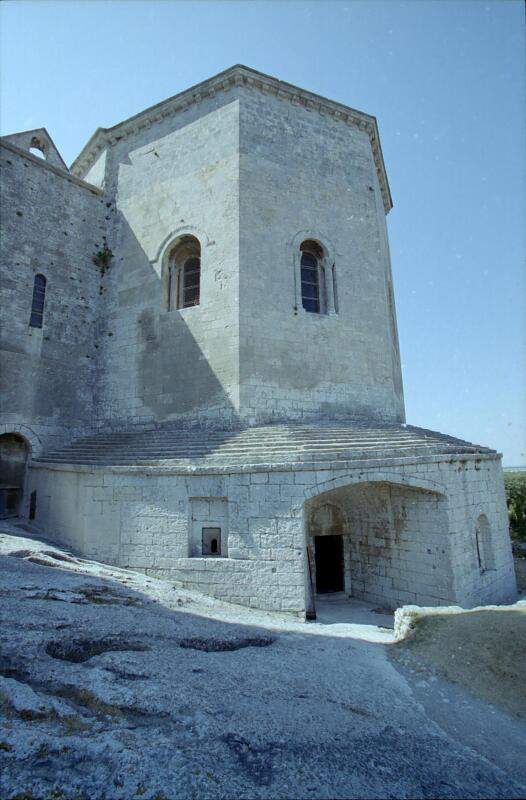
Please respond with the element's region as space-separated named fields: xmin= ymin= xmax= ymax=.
xmin=302 ymin=471 xmax=447 ymax=507
xmin=153 ymin=224 xmax=210 ymax=267
xmin=0 ymin=423 xmax=41 ymax=458
xmin=302 ymin=474 xmax=452 ymax=611
xmin=165 ymin=235 xmax=201 ymax=310
xmin=156 ymin=227 xmax=209 ymax=311
xmin=290 ymin=229 xmax=338 ymax=263
xmin=475 ymin=513 xmax=495 ymax=572
xmin=0 ymin=432 xmax=30 ymax=518
xmin=291 ymin=230 xmax=338 ymax=316
xmin=29 ymin=136 xmax=48 ymax=160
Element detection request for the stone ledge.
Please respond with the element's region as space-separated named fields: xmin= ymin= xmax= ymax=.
xmin=30 ymin=450 xmax=502 ymax=477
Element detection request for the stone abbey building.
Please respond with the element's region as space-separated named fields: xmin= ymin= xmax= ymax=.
xmin=0 ymin=66 xmax=516 ymax=616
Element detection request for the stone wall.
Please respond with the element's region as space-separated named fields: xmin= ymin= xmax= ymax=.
xmin=88 ymin=90 xmax=242 ymax=430
xmin=67 ymin=77 xmax=404 ymax=431
xmin=238 ymin=87 xmax=405 ymax=424
xmin=27 ymin=452 xmax=516 ymax=615
xmin=0 ymin=142 xmax=107 ymax=452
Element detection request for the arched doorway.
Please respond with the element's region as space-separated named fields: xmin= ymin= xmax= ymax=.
xmin=0 ymin=433 xmax=30 ymax=518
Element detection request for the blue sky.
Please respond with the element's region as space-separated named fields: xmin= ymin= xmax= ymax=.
xmin=1 ymin=0 xmax=525 ymax=465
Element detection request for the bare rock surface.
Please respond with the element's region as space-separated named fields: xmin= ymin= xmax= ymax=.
xmin=1 ymin=523 xmax=525 ymax=800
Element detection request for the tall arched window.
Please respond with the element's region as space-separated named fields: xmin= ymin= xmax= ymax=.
xmin=300 ymin=240 xmax=326 ymax=314
xmin=29 ymin=274 xmax=47 ymax=328
xmin=167 ymin=236 xmax=201 ymax=310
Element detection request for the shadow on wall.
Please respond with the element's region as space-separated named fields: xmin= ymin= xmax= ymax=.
xmin=101 ymin=210 xmax=238 ymax=427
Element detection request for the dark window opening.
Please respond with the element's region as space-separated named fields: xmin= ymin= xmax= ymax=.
xmin=300 ymin=240 xmax=326 ymax=314
xmin=202 ymin=527 xmax=221 ymax=556
xmin=29 ymin=490 xmax=37 ymax=521
xmin=167 ymin=236 xmax=201 ymax=311
xmin=29 ymin=273 xmax=47 ymax=328
xmin=301 ymin=252 xmax=320 ymax=313
xmin=182 ymin=256 xmax=201 ymax=308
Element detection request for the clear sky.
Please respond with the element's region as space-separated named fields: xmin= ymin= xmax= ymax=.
xmin=1 ymin=0 xmax=525 ymax=465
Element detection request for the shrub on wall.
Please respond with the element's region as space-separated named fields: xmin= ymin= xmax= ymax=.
xmin=504 ymin=471 xmax=526 ymax=542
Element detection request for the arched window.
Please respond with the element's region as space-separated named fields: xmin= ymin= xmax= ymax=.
xmin=475 ymin=514 xmax=495 ymax=572
xmin=167 ymin=236 xmax=201 ymax=310
xmin=29 ymin=274 xmax=47 ymax=328
xmin=300 ymin=240 xmax=327 ymax=314
xmin=29 ymin=136 xmax=47 ymax=160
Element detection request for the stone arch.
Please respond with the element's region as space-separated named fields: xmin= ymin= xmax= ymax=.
xmin=0 ymin=431 xmax=31 ymax=518
xmin=29 ymin=136 xmax=48 ymax=160
xmin=153 ymin=226 xmax=210 ymax=310
xmin=153 ymin=225 xmax=210 ymax=268
xmin=308 ymin=501 xmax=346 ymax=536
xmin=291 ymin=229 xmax=338 ymax=316
xmin=301 ymin=471 xmax=446 ymax=508
xmin=302 ymin=473 xmax=452 ymax=612
xmin=0 ymin=423 xmax=42 ymax=459
xmin=290 ymin=229 xmax=338 ymax=263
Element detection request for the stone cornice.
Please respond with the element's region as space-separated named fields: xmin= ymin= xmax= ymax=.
xmin=70 ymin=65 xmax=393 ymax=213
xmin=0 ymin=139 xmax=103 ymax=196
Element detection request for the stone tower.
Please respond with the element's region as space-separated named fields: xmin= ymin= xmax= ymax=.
xmin=0 ymin=67 xmax=516 ymax=616
xmin=71 ymin=64 xmax=403 ymax=429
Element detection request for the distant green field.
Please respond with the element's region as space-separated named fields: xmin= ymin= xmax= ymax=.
xmin=504 ymin=471 xmax=526 ymax=541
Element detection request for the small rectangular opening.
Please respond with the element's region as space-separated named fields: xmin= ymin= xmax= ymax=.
xmin=202 ymin=527 xmax=221 ymax=556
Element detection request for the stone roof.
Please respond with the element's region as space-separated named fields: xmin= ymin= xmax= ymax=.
xmin=70 ymin=65 xmax=393 ymax=213
xmin=35 ymin=421 xmax=495 ymax=469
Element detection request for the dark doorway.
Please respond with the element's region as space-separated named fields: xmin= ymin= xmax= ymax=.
xmin=314 ymin=534 xmax=344 ymax=593
xmin=0 ymin=433 xmax=29 ymax=519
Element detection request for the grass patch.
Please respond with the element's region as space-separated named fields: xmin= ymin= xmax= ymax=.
xmin=392 ymin=608 xmax=526 ymax=719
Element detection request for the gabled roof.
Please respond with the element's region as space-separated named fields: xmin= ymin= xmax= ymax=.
xmin=70 ymin=65 xmax=393 ymax=213
xmin=1 ymin=127 xmax=68 ymax=171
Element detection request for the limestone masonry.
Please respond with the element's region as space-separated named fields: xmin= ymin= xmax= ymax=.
xmin=0 ymin=65 xmax=516 ymax=616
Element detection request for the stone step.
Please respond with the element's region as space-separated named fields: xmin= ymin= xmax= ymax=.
xmin=49 ymin=431 xmax=443 ymax=448
xmin=36 ymin=422 xmax=486 ymax=467
xmin=41 ymin=439 xmax=441 ymax=460
xmin=47 ymin=436 xmax=432 ymax=454
xmin=70 ymin=427 xmax=423 ymax=443
xmin=37 ymin=444 xmax=473 ymax=467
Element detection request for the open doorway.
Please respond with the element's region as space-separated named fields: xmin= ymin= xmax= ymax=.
xmin=314 ymin=534 xmax=344 ymax=593
xmin=0 ymin=433 xmax=29 ymax=518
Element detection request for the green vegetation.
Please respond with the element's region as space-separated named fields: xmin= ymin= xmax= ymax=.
xmin=92 ymin=238 xmax=113 ymax=275
xmin=504 ymin=471 xmax=526 ymax=541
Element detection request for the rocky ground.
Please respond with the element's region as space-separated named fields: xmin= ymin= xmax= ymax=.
xmin=1 ymin=521 xmax=525 ymax=800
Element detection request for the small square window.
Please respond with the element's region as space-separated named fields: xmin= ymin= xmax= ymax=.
xmin=202 ymin=527 xmax=221 ymax=556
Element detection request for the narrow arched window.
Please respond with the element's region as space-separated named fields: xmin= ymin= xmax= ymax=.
xmin=29 ymin=274 xmax=47 ymax=328
xmin=300 ymin=240 xmax=327 ymax=314
xmin=167 ymin=236 xmax=201 ymax=310
xmin=475 ymin=514 xmax=495 ymax=572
